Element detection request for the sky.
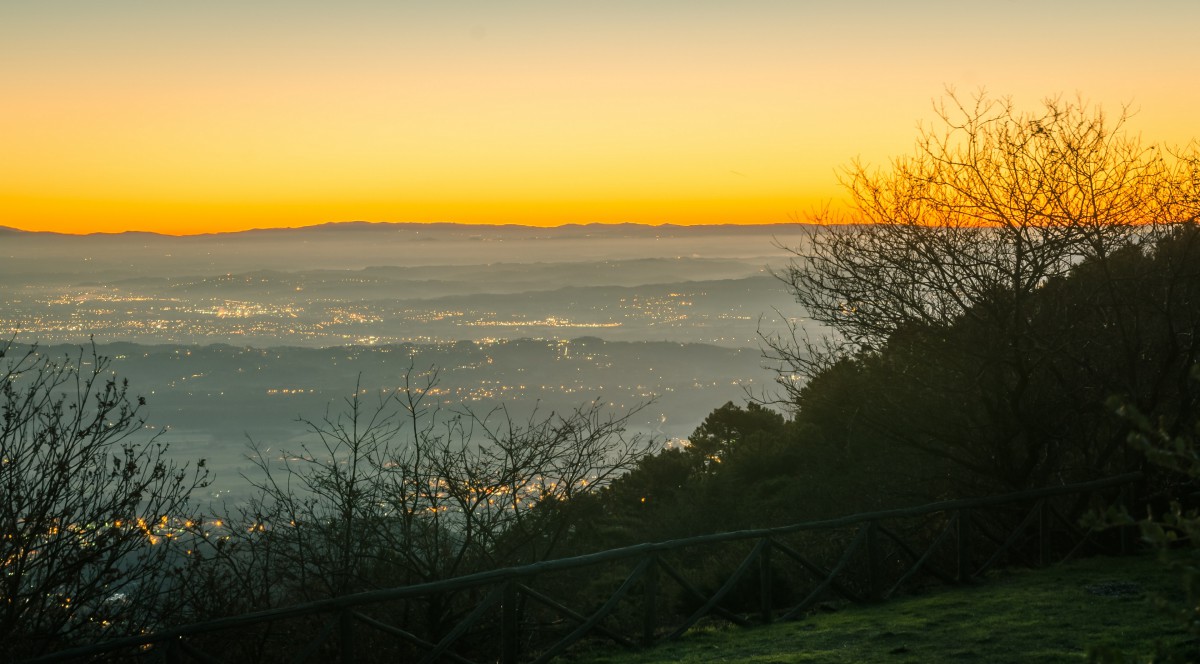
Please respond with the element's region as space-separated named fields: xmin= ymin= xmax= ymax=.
xmin=3 ymin=1 xmax=1199 ymax=235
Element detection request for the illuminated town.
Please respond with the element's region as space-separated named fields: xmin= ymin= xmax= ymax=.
xmin=1 ymin=277 xmax=782 ymax=348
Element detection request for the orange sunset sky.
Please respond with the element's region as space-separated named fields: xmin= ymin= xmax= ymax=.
xmin=3 ymin=1 xmax=1199 ymax=235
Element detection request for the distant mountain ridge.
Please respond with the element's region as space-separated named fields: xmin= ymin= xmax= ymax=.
xmin=2 ymin=219 xmax=813 ymax=287
xmin=2 ymin=220 xmax=811 ymax=240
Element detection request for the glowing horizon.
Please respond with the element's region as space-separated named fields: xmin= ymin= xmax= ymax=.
xmin=1 ymin=217 xmax=822 ymax=238
xmin=5 ymin=2 xmax=1199 ymax=236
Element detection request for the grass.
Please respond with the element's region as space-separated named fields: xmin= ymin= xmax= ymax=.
xmin=566 ymin=553 xmax=1189 ymax=663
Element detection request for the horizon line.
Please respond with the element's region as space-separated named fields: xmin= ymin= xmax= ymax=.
xmin=2 ymin=219 xmax=814 ymax=238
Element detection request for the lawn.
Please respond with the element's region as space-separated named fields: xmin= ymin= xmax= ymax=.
xmin=567 ymin=553 xmax=1189 ymax=663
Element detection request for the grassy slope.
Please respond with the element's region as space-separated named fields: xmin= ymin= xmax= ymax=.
xmin=568 ymin=554 xmax=1188 ymax=663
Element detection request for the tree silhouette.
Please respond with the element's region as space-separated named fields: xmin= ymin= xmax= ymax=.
xmin=0 ymin=339 xmax=208 ymax=658
xmin=176 ymin=366 xmax=654 ymax=641
xmin=768 ymin=91 xmax=1200 ymax=491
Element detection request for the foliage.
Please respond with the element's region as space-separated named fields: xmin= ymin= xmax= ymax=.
xmin=0 ymin=340 xmax=208 ymax=658
xmin=1091 ymin=379 xmax=1200 ymax=663
xmin=766 ymin=91 xmax=1200 ymax=494
xmin=596 ymin=399 xmax=921 ymax=543
xmin=597 ymin=402 xmax=796 ymax=540
xmin=688 ymin=401 xmax=789 ymax=471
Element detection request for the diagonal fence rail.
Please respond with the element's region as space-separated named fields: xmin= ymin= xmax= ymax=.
xmin=24 ymin=472 xmax=1141 ymax=664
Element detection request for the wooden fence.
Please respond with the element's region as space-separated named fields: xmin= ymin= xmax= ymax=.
xmin=24 ymin=472 xmax=1141 ymax=663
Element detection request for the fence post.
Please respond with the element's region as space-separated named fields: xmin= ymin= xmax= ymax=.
xmin=502 ymin=581 xmax=519 ymax=664
xmin=642 ymin=554 xmax=658 ymax=646
xmin=956 ymin=509 xmax=972 ymax=583
xmin=759 ymin=539 xmax=774 ymax=623
xmin=1037 ymin=499 xmax=1051 ymax=566
xmin=1119 ymin=485 xmax=1132 ymax=555
xmin=865 ymin=521 xmax=882 ymax=600
xmin=339 ymin=610 xmax=354 ymax=663
xmin=162 ymin=639 xmax=182 ymax=664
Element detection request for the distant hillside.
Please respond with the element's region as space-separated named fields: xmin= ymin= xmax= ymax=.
xmin=1 ymin=221 xmax=813 ymax=280
xmin=3 ymin=220 xmax=812 ymax=240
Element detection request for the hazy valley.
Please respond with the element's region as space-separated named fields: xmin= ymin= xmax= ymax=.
xmin=1 ymin=222 xmax=821 ymax=501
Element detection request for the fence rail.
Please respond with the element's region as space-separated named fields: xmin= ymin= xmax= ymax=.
xmin=25 ymin=472 xmax=1142 ymax=664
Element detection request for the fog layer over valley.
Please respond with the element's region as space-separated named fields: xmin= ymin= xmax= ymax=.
xmin=2 ymin=223 xmax=810 ymax=348
xmin=1 ymin=222 xmax=821 ymax=502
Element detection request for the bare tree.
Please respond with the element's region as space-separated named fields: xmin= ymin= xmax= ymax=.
xmin=770 ymin=91 xmax=1199 ymax=386
xmin=182 ymin=366 xmax=655 ymax=634
xmin=0 ymin=339 xmax=209 ymax=658
xmin=767 ymin=91 xmax=1200 ymax=490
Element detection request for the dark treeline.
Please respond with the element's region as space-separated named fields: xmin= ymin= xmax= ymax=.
xmin=593 ymin=221 xmax=1200 ymax=549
